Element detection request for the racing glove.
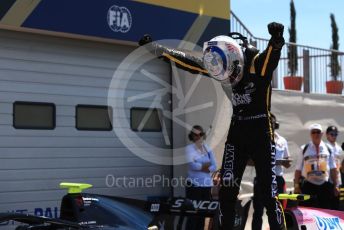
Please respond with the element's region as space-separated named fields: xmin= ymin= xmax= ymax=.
xmin=267 ymin=22 xmax=285 ymax=49
xmin=138 ymin=34 xmax=164 ymax=56
xmin=138 ymin=34 xmax=153 ymax=46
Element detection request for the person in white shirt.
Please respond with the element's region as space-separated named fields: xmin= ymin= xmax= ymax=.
xmin=252 ymin=114 xmax=291 ymax=230
xmin=326 ymin=125 xmax=343 ymax=209
xmin=294 ymin=123 xmax=339 ymax=209
xmin=185 ymin=125 xmax=217 ymax=230
xmin=326 ymin=126 xmax=343 ymax=185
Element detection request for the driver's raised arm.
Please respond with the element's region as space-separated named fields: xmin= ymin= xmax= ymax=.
xmin=138 ymin=34 xmax=210 ymax=77
xmin=253 ymin=22 xmax=285 ymax=82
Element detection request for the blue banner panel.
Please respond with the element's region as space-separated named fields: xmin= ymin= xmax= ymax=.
xmin=22 ymin=0 xmax=198 ymax=42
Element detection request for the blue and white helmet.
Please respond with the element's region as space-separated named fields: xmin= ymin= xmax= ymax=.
xmin=203 ymin=35 xmax=244 ymax=86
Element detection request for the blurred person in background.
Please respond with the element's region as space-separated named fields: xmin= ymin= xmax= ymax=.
xmin=326 ymin=125 xmax=343 ymax=209
xmin=185 ymin=125 xmax=217 ymax=230
xmin=294 ymin=124 xmax=338 ymax=209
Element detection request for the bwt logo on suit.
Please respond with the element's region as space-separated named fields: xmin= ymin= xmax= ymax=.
xmin=107 ymin=5 xmax=132 ymax=33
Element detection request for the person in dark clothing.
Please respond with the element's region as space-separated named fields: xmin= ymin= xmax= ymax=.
xmin=252 ymin=114 xmax=290 ymax=230
xmin=139 ymin=22 xmax=286 ymax=230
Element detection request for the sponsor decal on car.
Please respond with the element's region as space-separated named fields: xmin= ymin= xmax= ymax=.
xmin=82 ymin=197 xmax=99 ymax=206
xmin=314 ymin=216 xmax=342 ymax=230
xmin=171 ymin=199 xmax=219 ymax=211
xmin=0 ymin=207 xmax=59 ymax=226
xmin=291 ymin=207 xmax=344 ymax=229
xmin=150 ymin=203 xmax=160 ymax=212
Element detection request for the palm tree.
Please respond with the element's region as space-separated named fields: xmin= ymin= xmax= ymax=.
xmin=287 ymin=0 xmax=297 ymax=76
xmin=329 ymin=13 xmax=340 ymax=81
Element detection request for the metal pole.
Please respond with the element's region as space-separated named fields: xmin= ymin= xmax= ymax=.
xmin=272 ymin=70 xmax=278 ymax=88
xmin=303 ymin=49 xmax=310 ymax=93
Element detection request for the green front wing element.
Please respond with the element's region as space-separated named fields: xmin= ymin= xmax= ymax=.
xmin=278 ymin=194 xmax=310 ymax=201
xmin=59 ymin=182 xmax=93 ymax=194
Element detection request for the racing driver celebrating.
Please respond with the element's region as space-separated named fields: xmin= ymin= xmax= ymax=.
xmin=139 ymin=22 xmax=286 ymax=229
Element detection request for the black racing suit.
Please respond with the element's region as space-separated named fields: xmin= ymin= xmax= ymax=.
xmin=219 ymin=40 xmax=286 ymax=230
xmin=141 ymin=32 xmax=285 ymax=229
xmin=252 ymin=176 xmax=286 ymax=230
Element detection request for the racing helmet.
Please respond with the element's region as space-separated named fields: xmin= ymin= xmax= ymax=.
xmin=203 ymin=35 xmax=244 ymax=86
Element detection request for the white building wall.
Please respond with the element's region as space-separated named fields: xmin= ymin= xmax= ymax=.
xmin=0 ymin=29 xmax=172 ymax=217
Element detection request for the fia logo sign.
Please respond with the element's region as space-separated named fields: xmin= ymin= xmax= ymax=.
xmin=107 ymin=5 xmax=132 ymax=33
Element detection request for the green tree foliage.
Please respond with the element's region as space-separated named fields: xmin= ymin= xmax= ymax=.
xmin=330 ymin=13 xmax=340 ymax=80
xmin=288 ymin=0 xmax=298 ymax=76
